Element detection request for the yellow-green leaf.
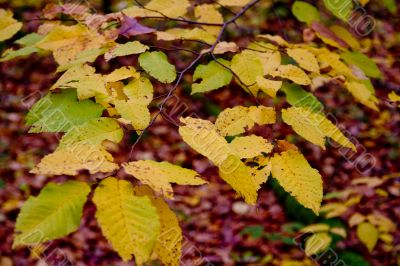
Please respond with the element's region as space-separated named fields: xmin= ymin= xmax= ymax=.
xmin=93 ymin=177 xmax=160 ymax=264
xmin=231 ymin=51 xmax=264 ymax=92
xmin=13 ymin=181 xmax=90 ymax=247
xmin=270 ymin=150 xmax=323 ymax=214
xmin=104 ymin=41 xmax=148 ymax=61
xmin=139 ymin=51 xmax=176 ymax=83
xmin=59 ymin=118 xmax=123 ymax=148
xmin=123 ymin=160 xmax=206 ymax=199
xmin=192 ymin=59 xmax=233 ymax=94
xmin=356 ymin=222 xmax=379 ymax=252
xmin=282 ymin=107 xmax=356 ymax=150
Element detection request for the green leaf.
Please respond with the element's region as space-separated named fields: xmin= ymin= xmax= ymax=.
xmin=13 ymin=181 xmax=90 ymax=247
xmin=338 ymin=251 xmax=371 ymax=266
xmin=281 ymin=83 xmax=324 ymax=113
xmin=383 ymin=0 xmax=396 ymax=14
xmin=340 ymin=51 xmax=382 ymax=78
xmin=59 ymin=117 xmax=123 ymax=148
xmin=240 ymin=225 xmax=264 ymax=239
xmin=26 ymin=89 xmax=104 ymax=133
xmin=191 ymin=59 xmax=233 ymax=94
xmin=292 ymin=1 xmax=320 ymax=25
xmin=323 ymin=0 xmax=353 ymax=21
xmin=15 ymin=33 xmax=43 ymax=46
xmin=0 ymin=46 xmax=40 ymax=62
xmin=0 ymin=33 xmax=44 ymax=62
xmin=138 ymin=51 xmax=176 ymax=83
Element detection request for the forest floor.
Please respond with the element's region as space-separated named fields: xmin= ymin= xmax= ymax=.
xmin=0 ymin=1 xmax=399 ymax=266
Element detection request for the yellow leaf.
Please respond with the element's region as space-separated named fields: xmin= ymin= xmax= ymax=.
xmin=305 ymin=232 xmax=332 ymax=256
xmin=329 ymin=25 xmax=360 ymax=50
xmin=357 ymin=222 xmax=379 ymax=252
xmin=123 ymin=0 xmax=190 ymax=18
xmin=51 ymin=64 xmax=95 ymax=89
xmin=270 ymin=150 xmax=323 ymax=214
xmin=178 ymin=117 xmax=266 ymax=204
xmin=317 ymin=51 xmax=356 ymax=79
xmin=320 ymin=203 xmax=348 ymax=218
xmin=156 ymin=28 xmax=216 ymax=44
xmin=114 ymin=99 xmax=150 ymax=131
xmin=286 ymin=48 xmax=320 ymax=73
xmin=366 ymin=213 xmax=396 ymax=233
xmin=215 ymin=105 xmax=276 ymax=136
xmin=351 ymin=176 xmax=384 ymax=188
xmin=219 ymin=154 xmax=260 ymax=204
xmin=330 ymin=227 xmax=347 ymax=238
xmin=272 ymin=64 xmax=311 ymax=85
xmin=257 ymin=34 xmax=290 ymax=47
xmin=50 ymin=64 xmax=107 ymax=100
xmin=123 ymin=160 xmax=206 ymax=199
xmin=36 ymin=24 xmax=108 ymax=65
xmin=211 ymin=42 xmax=239 ymax=54
xmin=345 ymin=80 xmax=379 ymax=111
xmin=194 ymin=4 xmax=223 ymax=36
xmin=256 ymin=76 xmax=282 ymax=98
xmin=111 ymin=77 xmax=153 ymax=131
xmin=379 ymin=233 xmax=393 ymax=244
xmin=134 ymin=186 xmax=182 ymax=266
xmin=388 ymin=91 xmax=400 ymax=102
xmin=218 ymin=0 xmax=251 ymax=6
xmin=30 ymin=144 xmax=118 ymax=176
xmin=93 ymin=177 xmax=160 ymax=264
xmin=145 ymin=0 xmax=190 ymax=18
xmin=0 ymin=9 xmax=22 ymax=41
xmin=300 ymin=223 xmax=330 ymax=233
xmin=282 ymin=107 xmax=356 ymax=150
xmin=229 ymin=135 xmax=273 ymax=158
xmin=179 ymin=117 xmax=230 ymax=165
xmin=123 ymin=77 xmax=153 ymax=104
xmin=105 ymin=66 xmax=140 ymax=83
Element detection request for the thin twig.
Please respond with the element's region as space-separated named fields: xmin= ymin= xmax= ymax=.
xmin=129 ymin=0 xmax=261 ymax=160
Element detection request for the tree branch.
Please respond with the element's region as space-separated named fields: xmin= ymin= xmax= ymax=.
xmin=129 ymin=0 xmax=261 ymax=159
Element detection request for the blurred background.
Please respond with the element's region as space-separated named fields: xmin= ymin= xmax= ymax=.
xmin=0 ymin=0 xmax=399 ymax=265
